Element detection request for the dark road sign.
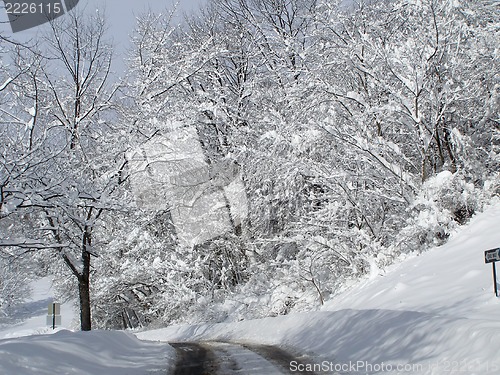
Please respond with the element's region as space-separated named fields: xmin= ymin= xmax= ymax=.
xmin=485 ymin=248 xmax=500 ymax=297
xmin=485 ymin=248 xmax=500 ymax=264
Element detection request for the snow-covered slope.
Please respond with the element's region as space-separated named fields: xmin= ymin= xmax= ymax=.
xmin=328 ymin=201 xmax=500 ymax=319
xmin=138 ymin=203 xmax=500 ymax=374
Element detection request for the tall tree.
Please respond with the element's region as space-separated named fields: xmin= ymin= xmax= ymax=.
xmin=1 ymin=9 xmax=122 ymax=331
xmin=37 ymin=9 xmax=121 ymax=331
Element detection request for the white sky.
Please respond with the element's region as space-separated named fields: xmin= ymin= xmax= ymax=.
xmin=0 ymin=0 xmax=208 ymax=77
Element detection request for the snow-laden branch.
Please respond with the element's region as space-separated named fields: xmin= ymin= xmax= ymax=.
xmin=0 ymin=240 xmax=69 ymax=249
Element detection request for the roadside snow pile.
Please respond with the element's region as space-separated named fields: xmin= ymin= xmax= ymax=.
xmin=138 ymin=202 xmax=500 ymax=374
xmin=0 ymin=330 xmax=172 ymax=375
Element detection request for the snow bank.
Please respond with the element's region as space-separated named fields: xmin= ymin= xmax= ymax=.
xmin=329 ymin=201 xmax=500 ymax=318
xmin=0 ymin=330 xmax=173 ymax=375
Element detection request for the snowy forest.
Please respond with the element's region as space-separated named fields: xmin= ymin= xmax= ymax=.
xmin=0 ymin=0 xmax=498 ymax=332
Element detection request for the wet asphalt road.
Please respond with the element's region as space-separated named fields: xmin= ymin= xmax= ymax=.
xmin=170 ymin=341 xmax=319 ymax=375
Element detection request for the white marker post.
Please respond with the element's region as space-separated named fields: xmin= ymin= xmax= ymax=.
xmin=47 ymin=302 xmax=61 ymax=329
xmin=484 ymin=248 xmax=500 ymax=297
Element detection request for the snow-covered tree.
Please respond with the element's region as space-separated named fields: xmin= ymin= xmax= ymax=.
xmin=106 ymin=0 xmax=499 ymax=324
xmin=1 ymin=9 xmax=127 ymax=331
xmin=34 ymin=10 xmax=126 ymax=331
xmin=3 ymin=0 xmax=496 ymax=329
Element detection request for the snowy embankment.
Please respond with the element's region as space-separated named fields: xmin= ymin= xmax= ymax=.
xmin=0 ymin=330 xmax=171 ymax=375
xmin=137 ymin=202 xmax=500 ymax=374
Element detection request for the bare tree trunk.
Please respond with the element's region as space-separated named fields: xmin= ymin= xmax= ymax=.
xmin=78 ymin=214 xmax=97 ymax=331
xmin=78 ymin=259 xmax=92 ymax=331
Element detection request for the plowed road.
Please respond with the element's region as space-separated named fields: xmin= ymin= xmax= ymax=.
xmin=170 ymin=342 xmax=321 ymax=374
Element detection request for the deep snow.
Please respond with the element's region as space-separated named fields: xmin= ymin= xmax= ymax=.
xmin=0 ymin=330 xmax=171 ymax=375
xmin=1 ymin=202 xmax=499 ymax=374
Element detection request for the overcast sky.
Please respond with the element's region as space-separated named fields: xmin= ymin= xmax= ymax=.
xmin=88 ymin=0 xmax=207 ymax=77
xmin=1 ymin=0 xmax=208 ymax=77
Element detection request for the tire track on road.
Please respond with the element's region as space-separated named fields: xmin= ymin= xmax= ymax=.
xmin=171 ymin=341 xmax=319 ymax=374
xmin=170 ymin=342 xmax=218 ymax=375
xmin=242 ymin=343 xmax=317 ymax=374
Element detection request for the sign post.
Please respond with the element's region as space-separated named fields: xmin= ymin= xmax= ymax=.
xmin=484 ymin=248 xmax=500 ymax=297
xmin=47 ymin=302 xmax=61 ymax=329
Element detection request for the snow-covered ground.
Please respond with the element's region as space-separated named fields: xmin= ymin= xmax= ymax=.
xmin=0 ymin=277 xmax=77 ymax=339
xmin=0 ymin=330 xmax=171 ymax=375
xmin=0 ymin=278 xmax=173 ymax=375
xmin=1 ymin=203 xmax=499 ymax=374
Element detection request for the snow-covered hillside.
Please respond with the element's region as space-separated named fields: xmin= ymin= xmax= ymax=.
xmin=1 ymin=203 xmax=499 ymax=374
xmin=137 ymin=202 xmax=500 ymax=374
